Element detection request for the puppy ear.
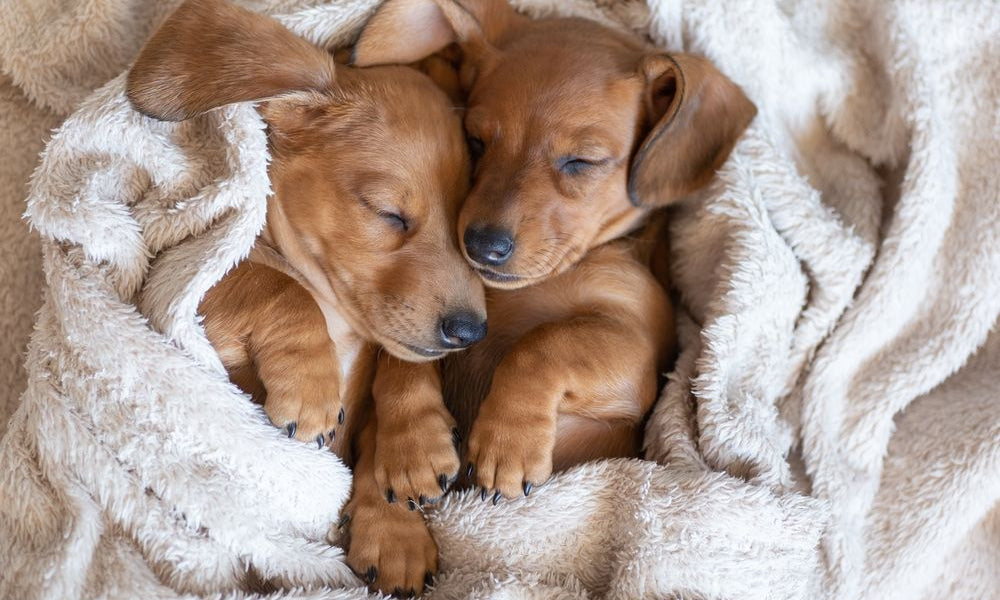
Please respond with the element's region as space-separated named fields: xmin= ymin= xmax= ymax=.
xmin=411 ymin=45 xmax=465 ymax=105
xmin=351 ymin=0 xmax=518 ymax=67
xmin=628 ymin=54 xmax=757 ymax=208
xmin=127 ymin=0 xmax=337 ymax=121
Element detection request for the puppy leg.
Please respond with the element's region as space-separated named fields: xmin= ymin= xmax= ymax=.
xmin=466 ymin=316 xmax=639 ymax=499
xmin=201 ymin=261 xmax=343 ymax=446
xmin=252 ymin=307 xmax=342 ymax=447
xmin=343 ymin=405 xmax=439 ymax=596
xmin=551 ymin=413 xmax=643 ymax=470
xmin=372 ymin=355 xmax=461 ymax=508
xmin=467 ymin=250 xmax=672 ymax=499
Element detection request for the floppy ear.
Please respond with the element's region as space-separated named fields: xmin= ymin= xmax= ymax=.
xmin=351 ymin=0 xmax=518 ymax=68
xmin=628 ymin=54 xmax=757 ymax=208
xmin=126 ymin=0 xmax=337 ymax=121
xmin=411 ymin=45 xmax=465 ymax=105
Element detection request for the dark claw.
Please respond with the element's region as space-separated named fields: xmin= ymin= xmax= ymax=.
xmin=438 ymin=473 xmax=449 ymax=493
xmin=452 ymin=428 xmax=462 ymax=444
xmin=315 ymin=434 xmax=325 ymax=449
xmin=392 ymin=588 xmax=404 ymax=597
xmin=523 ymin=481 xmax=533 ymax=496
xmin=466 ymin=463 xmax=475 ymax=478
xmin=408 ymin=589 xmax=416 ymax=598
xmin=285 ymin=422 xmax=297 ymax=438
xmin=364 ymin=566 xmax=377 ymax=584
xmin=479 ymin=487 xmax=487 ymax=502
xmin=386 ymin=488 xmax=397 ymax=503
xmin=338 ymin=513 xmax=351 ymax=528
xmin=338 ymin=407 xmax=345 ymax=424
xmin=424 ymin=571 xmax=434 ymax=588
xmin=492 ymin=490 xmax=502 ymax=505
xmin=328 ymin=429 xmax=336 ymax=441
xmin=419 ymin=494 xmax=428 ymax=506
xmin=407 ymin=498 xmax=418 ymax=511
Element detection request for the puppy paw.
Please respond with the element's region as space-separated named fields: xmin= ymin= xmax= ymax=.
xmin=375 ymin=403 xmax=460 ymax=508
xmin=264 ymin=370 xmax=343 ymax=448
xmin=466 ymin=399 xmax=555 ymax=501
xmin=343 ymin=495 xmax=438 ymax=596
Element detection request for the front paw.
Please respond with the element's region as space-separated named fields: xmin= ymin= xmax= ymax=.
xmin=264 ymin=373 xmax=343 ymax=448
xmin=375 ymin=403 xmax=460 ymax=508
xmin=466 ymin=400 xmax=555 ymax=501
xmin=342 ymin=495 xmax=438 ymax=596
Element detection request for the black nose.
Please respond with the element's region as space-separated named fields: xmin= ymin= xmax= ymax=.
xmin=464 ymin=225 xmax=514 ymax=267
xmin=439 ymin=311 xmax=488 ymax=349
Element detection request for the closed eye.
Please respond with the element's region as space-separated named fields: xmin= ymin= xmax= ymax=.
xmin=377 ymin=210 xmax=409 ymax=232
xmin=556 ymin=156 xmax=607 ymax=175
xmin=357 ymin=193 xmax=410 ymax=232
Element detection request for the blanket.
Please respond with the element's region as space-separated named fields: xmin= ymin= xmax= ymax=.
xmin=0 ymin=76 xmax=61 ymax=438
xmin=1 ymin=0 xmax=998 ymax=598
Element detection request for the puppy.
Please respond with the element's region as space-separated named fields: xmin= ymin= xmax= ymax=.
xmin=354 ymin=0 xmax=756 ymax=499
xmin=128 ymin=0 xmax=485 ymax=594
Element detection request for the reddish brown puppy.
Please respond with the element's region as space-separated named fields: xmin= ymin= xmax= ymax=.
xmin=354 ymin=0 xmax=756 ymax=500
xmin=128 ymin=0 xmax=485 ymax=594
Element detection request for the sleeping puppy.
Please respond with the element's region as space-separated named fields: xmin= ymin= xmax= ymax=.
xmin=128 ymin=0 xmax=485 ymax=594
xmin=354 ymin=0 xmax=756 ymax=500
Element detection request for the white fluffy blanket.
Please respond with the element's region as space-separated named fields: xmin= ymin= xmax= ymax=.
xmin=1 ymin=1 xmax=998 ymax=599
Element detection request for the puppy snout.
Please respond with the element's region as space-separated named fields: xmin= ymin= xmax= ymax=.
xmin=464 ymin=225 xmax=514 ymax=267
xmin=439 ymin=311 xmax=488 ymax=349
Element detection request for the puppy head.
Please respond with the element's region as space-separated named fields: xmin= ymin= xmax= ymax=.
xmin=129 ymin=0 xmax=486 ymax=361
xmin=354 ymin=0 xmax=756 ymax=289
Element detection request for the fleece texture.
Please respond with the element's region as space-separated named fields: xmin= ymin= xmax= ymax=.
xmin=0 ymin=1 xmax=997 ymax=599
xmin=0 ymin=76 xmax=62 ymax=439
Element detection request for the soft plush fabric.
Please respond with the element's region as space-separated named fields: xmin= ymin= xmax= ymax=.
xmin=0 ymin=76 xmax=62 ymax=439
xmin=0 ymin=1 xmax=997 ymax=599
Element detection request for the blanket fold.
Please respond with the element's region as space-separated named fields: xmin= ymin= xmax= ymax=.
xmin=1 ymin=1 xmax=997 ymax=599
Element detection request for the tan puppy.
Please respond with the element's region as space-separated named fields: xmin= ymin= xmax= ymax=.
xmin=128 ymin=0 xmax=485 ymax=594
xmin=354 ymin=0 xmax=756 ymax=500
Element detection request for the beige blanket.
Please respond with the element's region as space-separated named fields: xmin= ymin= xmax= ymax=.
xmin=1 ymin=1 xmax=997 ymax=599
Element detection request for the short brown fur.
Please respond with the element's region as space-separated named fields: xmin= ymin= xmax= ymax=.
xmin=355 ymin=0 xmax=755 ymax=499
xmin=129 ymin=0 xmax=486 ymax=594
